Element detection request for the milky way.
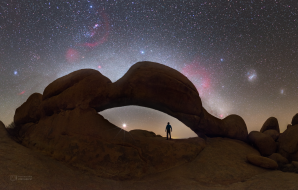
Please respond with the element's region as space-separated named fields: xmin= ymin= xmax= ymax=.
xmin=1 ymin=1 xmax=298 ymax=138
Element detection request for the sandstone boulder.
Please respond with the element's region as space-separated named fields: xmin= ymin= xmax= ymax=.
xmin=247 ymin=154 xmax=278 ymax=169
xmin=248 ymin=131 xmax=277 ymax=156
xmin=278 ymin=125 xmax=298 ymax=161
xmin=287 ymin=124 xmax=293 ymax=129
xmin=260 ymin=117 xmax=280 ymax=133
xmin=292 ymin=113 xmax=298 ymax=126
xmin=222 ymin=114 xmax=248 ymax=142
xmin=268 ymin=153 xmax=289 ymax=166
xmin=263 ymin=129 xmax=279 ymax=141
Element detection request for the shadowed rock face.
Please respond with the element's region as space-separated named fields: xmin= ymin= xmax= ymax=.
xmin=14 ymin=61 xmax=248 ymax=141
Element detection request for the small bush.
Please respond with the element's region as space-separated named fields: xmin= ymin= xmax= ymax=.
xmin=5 ymin=121 xmax=21 ymax=139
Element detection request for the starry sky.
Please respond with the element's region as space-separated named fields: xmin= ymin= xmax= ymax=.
xmin=1 ymin=0 xmax=298 ymax=138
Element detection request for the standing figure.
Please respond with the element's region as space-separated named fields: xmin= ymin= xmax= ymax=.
xmin=165 ymin=122 xmax=172 ymax=140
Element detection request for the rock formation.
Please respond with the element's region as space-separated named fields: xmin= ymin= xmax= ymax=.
xmin=248 ymin=131 xmax=277 ymax=156
xmin=278 ymin=125 xmax=298 ymax=162
xmin=260 ymin=117 xmax=280 ymax=133
xmin=291 ymin=113 xmax=298 ymax=126
xmin=246 ymin=154 xmax=278 ymax=169
xmin=12 ymin=62 xmax=250 ymax=179
xmin=14 ymin=61 xmax=248 ymax=143
xmin=263 ymin=129 xmax=279 ymax=141
xmin=268 ymin=153 xmax=289 ymax=167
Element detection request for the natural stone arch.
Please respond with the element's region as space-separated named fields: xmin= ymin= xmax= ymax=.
xmin=14 ymin=61 xmax=248 ymax=141
xmin=12 ymin=61 xmax=249 ymax=179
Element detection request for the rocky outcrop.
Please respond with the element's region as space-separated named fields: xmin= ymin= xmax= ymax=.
xmin=247 ymin=154 xmax=278 ymax=169
xmin=19 ymin=106 xmax=206 ymax=180
xmin=292 ymin=113 xmax=298 ymax=126
xmin=14 ymin=93 xmax=42 ymax=126
xmin=263 ymin=129 xmax=279 ymax=141
xmin=260 ymin=117 xmax=280 ymax=133
xmin=222 ymin=114 xmax=248 ymax=142
xmin=248 ymin=131 xmax=277 ymax=156
xmin=11 ymin=62 xmax=254 ymax=179
xmin=268 ymin=153 xmax=289 ymax=167
xmin=14 ymin=61 xmax=248 ymax=142
xmin=278 ymin=125 xmax=298 ymax=162
xmin=129 ymin=129 xmax=162 ymax=137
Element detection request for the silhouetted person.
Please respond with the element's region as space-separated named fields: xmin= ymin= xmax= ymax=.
xmin=165 ymin=122 xmax=172 ymax=140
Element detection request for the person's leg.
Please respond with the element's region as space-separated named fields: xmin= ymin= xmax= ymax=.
xmin=170 ymin=132 xmax=171 ymax=140
xmin=167 ymin=131 xmax=168 ymax=140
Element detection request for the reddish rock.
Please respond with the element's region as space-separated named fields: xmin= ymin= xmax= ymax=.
xmin=263 ymin=129 xmax=279 ymax=141
xmin=248 ymin=131 xmax=277 ymax=156
xmin=260 ymin=117 xmax=280 ymax=133
xmin=247 ymin=154 xmax=278 ymax=169
xmin=278 ymin=125 xmax=298 ymax=161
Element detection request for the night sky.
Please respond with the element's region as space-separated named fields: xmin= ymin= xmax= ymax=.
xmin=1 ymin=0 xmax=298 ymax=138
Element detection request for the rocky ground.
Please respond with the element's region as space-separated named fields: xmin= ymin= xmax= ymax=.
xmin=1 ymin=123 xmax=297 ymax=190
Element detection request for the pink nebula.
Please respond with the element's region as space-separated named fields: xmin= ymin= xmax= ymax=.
xmin=78 ymin=12 xmax=109 ymax=48
xmin=66 ymin=48 xmax=80 ymax=63
xmin=181 ymin=62 xmax=211 ymax=98
xmin=19 ymin=91 xmax=25 ymax=95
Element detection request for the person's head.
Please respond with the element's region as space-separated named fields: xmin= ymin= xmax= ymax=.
xmin=168 ymin=122 xmax=170 ymax=124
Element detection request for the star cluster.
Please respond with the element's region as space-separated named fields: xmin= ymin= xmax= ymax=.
xmin=1 ymin=0 xmax=298 ymax=138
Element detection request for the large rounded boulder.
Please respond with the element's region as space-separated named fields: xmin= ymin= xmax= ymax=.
xmin=260 ymin=117 xmax=280 ymax=133
xmin=278 ymin=125 xmax=298 ymax=162
xmin=248 ymin=131 xmax=277 ymax=156
xmin=222 ymin=114 xmax=248 ymax=142
xmin=246 ymin=154 xmax=278 ymax=169
xmin=268 ymin=153 xmax=289 ymax=167
xmin=263 ymin=129 xmax=279 ymax=141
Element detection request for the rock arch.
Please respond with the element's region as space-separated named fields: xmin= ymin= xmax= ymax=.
xmin=14 ymin=61 xmax=248 ymax=142
xmin=13 ymin=61 xmax=249 ymax=179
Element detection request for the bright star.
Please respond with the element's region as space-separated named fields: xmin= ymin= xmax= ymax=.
xmin=141 ymin=51 xmax=145 ymax=54
xmin=14 ymin=71 xmax=18 ymax=75
xmin=220 ymin=58 xmax=224 ymax=62
xmin=122 ymin=123 xmax=126 ymax=128
xmin=90 ymin=5 xmax=93 ymax=8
